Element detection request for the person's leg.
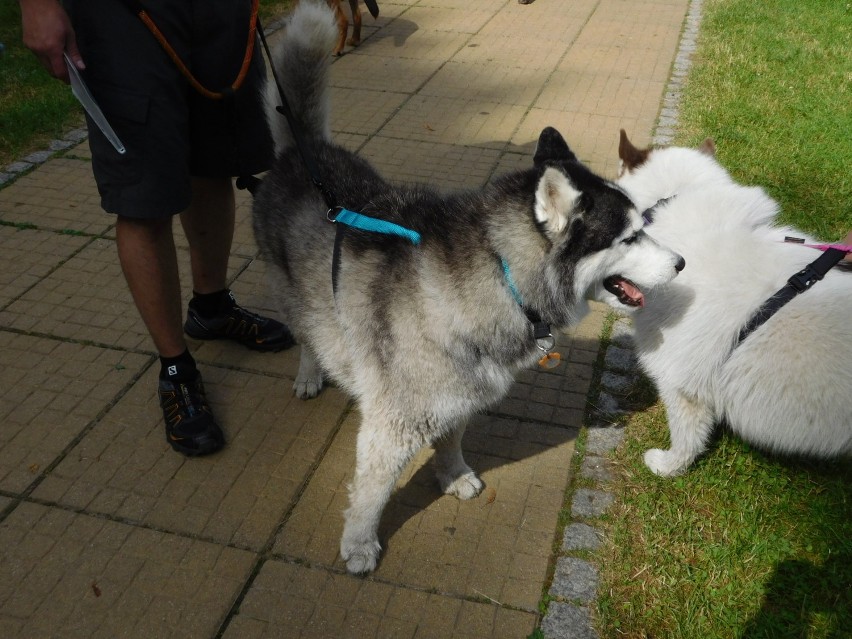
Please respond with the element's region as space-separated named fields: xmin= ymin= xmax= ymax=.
xmin=180 ymin=177 xmax=294 ymax=351
xmin=115 ymin=214 xmax=187 ymax=358
xmin=180 ymin=176 xmax=235 ymax=295
xmin=116 ymin=212 xmax=224 ymax=456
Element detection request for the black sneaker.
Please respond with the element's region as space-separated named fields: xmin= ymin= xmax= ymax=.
xmin=184 ymin=292 xmax=294 ymax=352
xmin=158 ymin=372 xmax=225 ymax=457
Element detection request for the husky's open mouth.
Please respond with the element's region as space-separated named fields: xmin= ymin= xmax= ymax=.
xmin=604 ymin=275 xmax=645 ymax=307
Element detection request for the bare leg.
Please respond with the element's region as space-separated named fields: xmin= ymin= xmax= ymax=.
xmin=179 ymin=176 xmax=234 ymax=295
xmin=433 ymin=423 xmax=484 ymax=499
xmin=116 ymin=176 xmax=235 ymax=357
xmin=116 ymin=215 xmax=186 ymax=357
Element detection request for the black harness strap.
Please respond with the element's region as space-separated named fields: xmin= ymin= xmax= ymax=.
xmin=253 ymin=17 xmax=352 ymax=294
xmin=363 ymin=0 xmax=380 ymax=18
xmin=255 ymin=17 xmax=335 ymax=210
xmin=736 ymin=248 xmax=846 ymax=344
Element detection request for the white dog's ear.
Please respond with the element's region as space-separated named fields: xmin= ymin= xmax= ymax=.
xmin=534 ymin=167 xmax=581 ymax=235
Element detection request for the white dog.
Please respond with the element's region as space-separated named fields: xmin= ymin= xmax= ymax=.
xmin=612 ymin=131 xmax=852 ymax=476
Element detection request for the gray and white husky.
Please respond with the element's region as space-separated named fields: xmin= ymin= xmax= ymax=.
xmin=614 ymin=131 xmax=852 ymax=477
xmin=252 ymin=1 xmax=684 ymax=574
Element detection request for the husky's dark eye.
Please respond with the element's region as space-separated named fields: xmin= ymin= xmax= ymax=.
xmin=622 ymin=234 xmax=638 ymax=245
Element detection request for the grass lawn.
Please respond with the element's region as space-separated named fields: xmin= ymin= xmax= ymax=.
xmin=674 ymin=0 xmax=851 ymax=240
xmin=0 ymin=0 xmax=291 ymax=168
xmin=0 ymin=2 xmax=83 ymax=168
xmin=591 ymin=0 xmax=852 ymax=637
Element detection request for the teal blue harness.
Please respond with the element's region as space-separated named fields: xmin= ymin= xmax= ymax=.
xmin=329 ymin=207 xmax=420 ymax=294
xmin=331 ymin=208 xmax=421 ymax=245
xmin=329 ymin=207 xmax=558 ymax=365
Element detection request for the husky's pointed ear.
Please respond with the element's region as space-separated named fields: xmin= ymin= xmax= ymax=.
xmin=534 ymin=127 xmax=577 ymax=166
xmin=697 ymin=137 xmax=716 ymax=156
xmin=618 ymin=129 xmax=650 ymax=173
xmin=534 ymin=167 xmax=581 ymax=236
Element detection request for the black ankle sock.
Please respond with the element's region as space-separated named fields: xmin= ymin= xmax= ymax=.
xmin=189 ymin=289 xmax=233 ymax=318
xmin=159 ymin=349 xmax=198 ymax=382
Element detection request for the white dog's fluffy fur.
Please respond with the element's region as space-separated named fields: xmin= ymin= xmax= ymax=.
xmin=613 ymin=131 xmax=852 ymax=476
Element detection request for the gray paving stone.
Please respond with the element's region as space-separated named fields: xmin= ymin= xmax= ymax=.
xmin=571 ymin=488 xmax=615 ymax=518
xmin=48 ymin=138 xmax=75 ymax=152
xmin=541 ymin=602 xmax=598 ymax=639
xmin=5 ymin=161 xmax=32 ymax=174
xmin=604 ymin=345 xmax=637 ymax=371
xmin=609 ymin=318 xmax=635 ymax=348
xmin=549 ymin=557 xmax=598 ymax=602
xmin=562 ymin=523 xmax=602 ymax=552
xmin=594 ymin=391 xmax=622 ymax=415
xmin=586 ymin=426 xmax=626 ymax=454
xmin=600 ymin=371 xmax=631 ymax=394
xmin=65 ymin=128 xmax=89 ymax=142
xmin=579 ymin=455 xmax=615 ymax=483
xmin=22 ymin=150 xmax=53 ymax=165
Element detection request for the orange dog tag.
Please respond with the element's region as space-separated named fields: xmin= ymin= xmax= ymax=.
xmin=538 ymin=351 xmax=562 ymax=369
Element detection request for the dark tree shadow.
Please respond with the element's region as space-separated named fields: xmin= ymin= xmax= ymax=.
xmin=740 ymin=552 xmax=852 ymax=639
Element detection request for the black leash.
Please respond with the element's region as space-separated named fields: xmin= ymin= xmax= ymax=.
xmin=250 ymin=15 xmax=355 ymax=294
xmin=363 ymin=0 xmax=380 ymax=18
xmin=736 ymin=247 xmax=847 ymax=344
xmin=254 ymin=16 xmax=336 ymax=209
xmin=640 ymin=197 xmax=848 ymax=347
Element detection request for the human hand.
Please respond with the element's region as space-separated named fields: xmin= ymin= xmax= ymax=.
xmin=19 ymin=0 xmax=84 ymax=82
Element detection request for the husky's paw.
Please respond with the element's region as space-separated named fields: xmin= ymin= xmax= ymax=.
xmin=293 ymin=374 xmax=323 ymax=399
xmin=644 ymin=448 xmax=688 ymax=477
xmin=340 ymin=536 xmax=382 ymax=574
xmin=439 ymin=470 xmax=484 ymax=500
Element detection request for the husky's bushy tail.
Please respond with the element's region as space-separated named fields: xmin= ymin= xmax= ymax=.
xmin=264 ymin=1 xmax=337 ymax=155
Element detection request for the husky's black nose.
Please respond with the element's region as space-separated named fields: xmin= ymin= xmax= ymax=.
xmin=675 ymin=255 xmax=686 ymax=272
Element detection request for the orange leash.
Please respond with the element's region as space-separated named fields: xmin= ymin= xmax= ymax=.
xmin=133 ymin=0 xmax=259 ymax=100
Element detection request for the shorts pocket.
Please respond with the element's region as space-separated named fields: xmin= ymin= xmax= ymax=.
xmin=87 ymin=85 xmax=150 ymax=188
xmin=96 ymin=87 xmax=150 ymax=126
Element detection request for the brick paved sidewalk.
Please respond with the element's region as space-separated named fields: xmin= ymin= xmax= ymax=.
xmin=0 ymin=1 xmax=691 ymax=637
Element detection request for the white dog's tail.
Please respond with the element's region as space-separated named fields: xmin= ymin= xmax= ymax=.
xmin=263 ymin=1 xmax=337 ymax=155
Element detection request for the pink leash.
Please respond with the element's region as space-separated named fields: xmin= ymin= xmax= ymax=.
xmin=803 ymin=243 xmax=852 ymax=253
xmin=784 ymin=236 xmax=852 ymax=254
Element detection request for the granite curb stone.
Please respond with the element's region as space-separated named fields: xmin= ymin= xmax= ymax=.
xmin=561 ymin=522 xmax=602 ymax=552
xmin=539 ymin=1 xmax=704 ymax=634
xmin=540 ymin=603 xmax=597 ymax=639
xmin=549 ymin=557 xmax=598 ymax=602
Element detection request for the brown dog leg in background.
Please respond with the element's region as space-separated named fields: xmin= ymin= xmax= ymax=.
xmin=294 ymin=0 xmax=378 ymax=56
xmin=330 ymin=0 xmax=350 ymax=56
xmin=346 ymin=0 xmax=364 ymax=50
